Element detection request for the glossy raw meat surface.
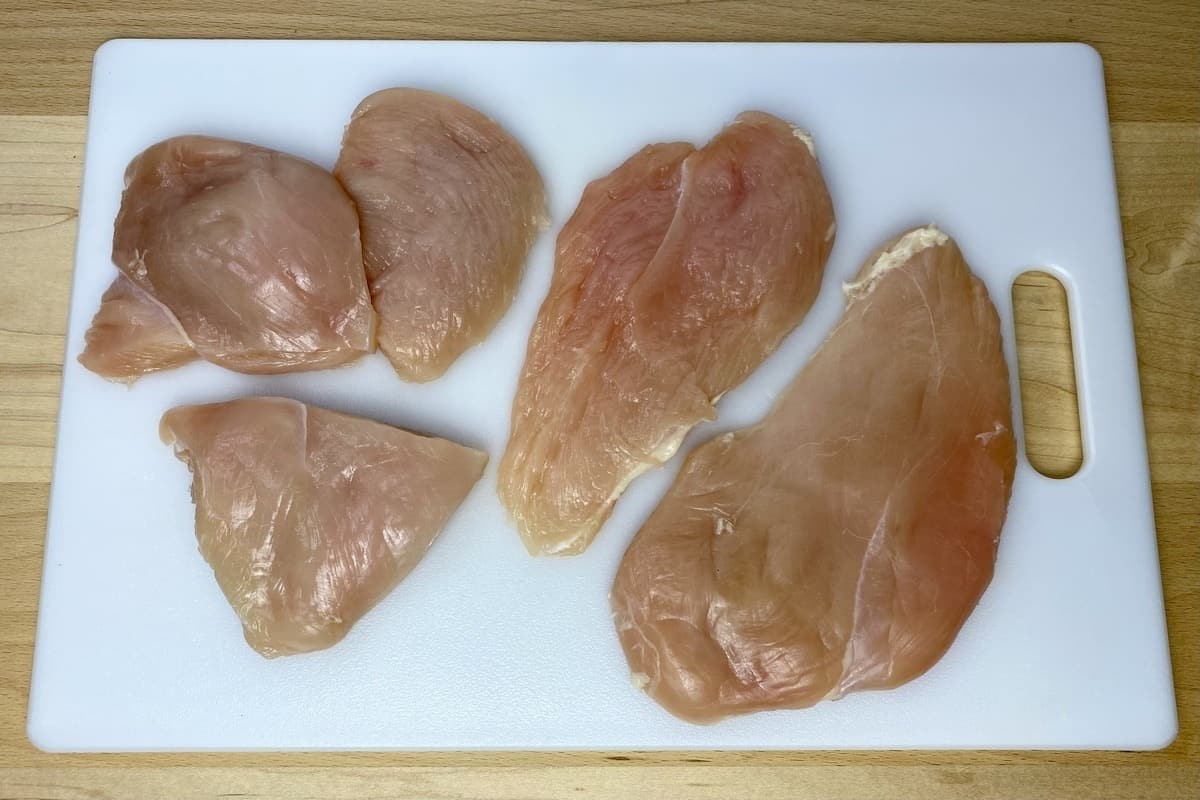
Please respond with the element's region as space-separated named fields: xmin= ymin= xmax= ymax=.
xmin=334 ymin=88 xmax=546 ymax=382
xmin=81 ymin=136 xmax=375 ymax=380
xmin=160 ymin=397 xmax=487 ymax=657
xmin=78 ymin=275 xmax=197 ymax=380
xmin=500 ymin=112 xmax=835 ymax=556
xmin=611 ymin=226 xmax=1016 ymax=723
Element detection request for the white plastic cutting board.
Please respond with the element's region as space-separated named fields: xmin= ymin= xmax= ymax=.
xmin=29 ymin=40 xmax=1176 ymax=751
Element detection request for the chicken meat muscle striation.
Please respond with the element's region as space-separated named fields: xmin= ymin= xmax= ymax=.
xmin=161 ymin=397 xmax=487 ymax=657
xmin=334 ymin=88 xmax=547 ymax=382
xmin=81 ymin=136 xmax=375 ymax=380
xmin=78 ymin=274 xmax=198 ymax=380
xmin=610 ymin=226 xmax=1016 ymax=723
xmin=500 ymin=111 xmax=835 ymax=555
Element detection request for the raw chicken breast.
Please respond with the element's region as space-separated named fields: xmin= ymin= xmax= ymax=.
xmin=78 ymin=275 xmax=197 ymax=380
xmin=160 ymin=397 xmax=486 ymax=657
xmin=81 ymin=136 xmax=375 ymax=380
xmin=334 ymin=88 xmax=546 ymax=381
xmin=611 ymin=226 xmax=1016 ymax=723
xmin=500 ymin=112 xmax=835 ymax=555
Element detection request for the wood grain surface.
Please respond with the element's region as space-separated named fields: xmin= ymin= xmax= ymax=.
xmin=0 ymin=2 xmax=1197 ymax=798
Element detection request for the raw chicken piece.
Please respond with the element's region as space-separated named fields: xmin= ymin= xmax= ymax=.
xmin=160 ymin=397 xmax=486 ymax=657
xmin=78 ymin=275 xmax=197 ymax=380
xmin=500 ymin=112 xmax=835 ymax=555
xmin=82 ymin=136 xmax=375 ymax=380
xmin=611 ymin=226 xmax=1016 ymax=723
xmin=334 ymin=88 xmax=546 ymax=381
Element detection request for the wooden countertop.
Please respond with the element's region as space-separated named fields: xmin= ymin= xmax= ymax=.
xmin=0 ymin=2 xmax=1196 ymax=798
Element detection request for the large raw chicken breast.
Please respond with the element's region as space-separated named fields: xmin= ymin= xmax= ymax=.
xmin=500 ymin=112 xmax=836 ymax=555
xmin=611 ymin=226 xmax=1016 ymax=722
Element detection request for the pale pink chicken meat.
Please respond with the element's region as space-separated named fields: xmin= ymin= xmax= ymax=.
xmin=610 ymin=226 xmax=1017 ymax=723
xmin=80 ymin=136 xmax=375 ymax=380
xmin=334 ymin=88 xmax=547 ymax=382
xmin=499 ymin=112 xmax=836 ymax=555
xmin=78 ymin=274 xmax=197 ymax=380
xmin=160 ymin=397 xmax=486 ymax=657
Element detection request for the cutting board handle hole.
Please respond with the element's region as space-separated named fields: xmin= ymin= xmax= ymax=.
xmin=1012 ymin=270 xmax=1084 ymax=478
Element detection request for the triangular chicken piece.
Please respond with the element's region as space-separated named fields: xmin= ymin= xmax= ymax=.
xmin=160 ymin=397 xmax=486 ymax=657
xmin=611 ymin=226 xmax=1016 ymax=722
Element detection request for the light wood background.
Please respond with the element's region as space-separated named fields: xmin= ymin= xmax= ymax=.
xmin=0 ymin=2 xmax=1196 ymax=798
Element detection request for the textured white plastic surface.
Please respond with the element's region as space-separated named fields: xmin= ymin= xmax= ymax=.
xmin=29 ymin=40 xmax=1176 ymax=751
